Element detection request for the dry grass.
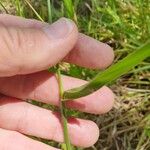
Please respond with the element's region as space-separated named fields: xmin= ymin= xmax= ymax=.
xmin=94 ymin=83 xmax=150 ymax=150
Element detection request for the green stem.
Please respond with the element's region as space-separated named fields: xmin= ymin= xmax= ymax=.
xmin=63 ymin=0 xmax=74 ymax=19
xmin=63 ymin=41 xmax=150 ymax=100
xmin=47 ymin=0 xmax=52 ymax=23
xmin=25 ymin=0 xmax=44 ymax=22
xmin=0 ymin=1 xmax=9 ymax=13
xmin=25 ymin=1 xmax=72 ymax=149
xmin=57 ymin=66 xmax=72 ymax=150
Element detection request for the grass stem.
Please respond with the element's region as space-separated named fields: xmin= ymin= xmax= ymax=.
xmin=56 ymin=66 xmax=72 ymax=150
xmin=24 ymin=0 xmax=44 ymax=22
xmin=47 ymin=0 xmax=52 ymax=23
xmin=0 ymin=1 xmax=9 ymax=13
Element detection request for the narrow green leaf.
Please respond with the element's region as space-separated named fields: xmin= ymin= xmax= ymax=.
xmin=24 ymin=0 xmax=44 ymax=22
xmin=63 ymin=0 xmax=74 ymax=19
xmin=15 ymin=0 xmax=24 ymax=16
xmin=47 ymin=0 xmax=52 ymax=23
xmin=0 ymin=1 xmax=9 ymax=13
xmin=63 ymin=41 xmax=150 ymax=100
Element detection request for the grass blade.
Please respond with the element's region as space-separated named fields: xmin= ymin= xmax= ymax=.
xmin=63 ymin=0 xmax=77 ymax=22
xmin=24 ymin=0 xmax=44 ymax=22
xmin=63 ymin=0 xmax=74 ymax=18
xmin=63 ymin=41 xmax=150 ymax=100
xmin=15 ymin=0 xmax=24 ymax=16
xmin=47 ymin=0 xmax=52 ymax=23
xmin=0 ymin=1 xmax=9 ymax=13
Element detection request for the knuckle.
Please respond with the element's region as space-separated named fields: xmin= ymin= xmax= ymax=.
xmin=0 ymin=24 xmax=20 ymax=54
xmin=0 ymin=24 xmax=36 ymax=55
xmin=0 ymin=24 xmax=38 ymax=75
xmin=0 ymin=24 xmax=14 ymax=54
xmin=15 ymin=29 xmax=36 ymax=54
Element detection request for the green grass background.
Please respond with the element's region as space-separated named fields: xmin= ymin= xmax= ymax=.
xmin=0 ymin=0 xmax=150 ymax=149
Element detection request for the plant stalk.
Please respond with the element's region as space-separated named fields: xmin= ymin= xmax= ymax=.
xmin=47 ymin=0 xmax=52 ymax=23
xmin=57 ymin=67 xmax=72 ymax=150
xmin=25 ymin=1 xmax=72 ymax=149
xmin=25 ymin=0 xmax=44 ymax=22
xmin=0 ymin=1 xmax=9 ymax=14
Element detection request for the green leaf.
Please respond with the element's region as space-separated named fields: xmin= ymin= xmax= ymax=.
xmin=47 ymin=0 xmax=52 ymax=23
xmin=25 ymin=0 xmax=44 ymax=22
xmin=63 ymin=0 xmax=74 ymax=19
xmin=63 ymin=41 xmax=150 ymax=100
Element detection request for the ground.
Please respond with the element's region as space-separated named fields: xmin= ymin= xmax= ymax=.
xmin=0 ymin=0 xmax=150 ymax=150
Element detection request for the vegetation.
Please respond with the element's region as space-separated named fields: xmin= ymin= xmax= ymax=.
xmin=0 ymin=0 xmax=150 ymax=150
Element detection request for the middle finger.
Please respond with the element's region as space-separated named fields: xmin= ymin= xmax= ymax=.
xmin=0 ymin=71 xmax=114 ymax=114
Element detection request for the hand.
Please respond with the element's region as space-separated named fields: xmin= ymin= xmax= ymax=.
xmin=0 ymin=14 xmax=114 ymax=150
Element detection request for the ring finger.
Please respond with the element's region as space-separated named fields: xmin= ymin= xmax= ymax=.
xmin=0 ymin=96 xmax=99 ymax=148
xmin=0 ymin=128 xmax=59 ymax=150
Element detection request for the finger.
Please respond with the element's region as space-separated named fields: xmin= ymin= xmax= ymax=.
xmin=0 ymin=71 xmax=114 ymax=114
xmin=64 ymin=33 xmax=114 ymax=69
xmin=0 ymin=14 xmax=114 ymax=69
xmin=0 ymin=14 xmax=46 ymax=28
xmin=0 ymin=97 xmax=99 ymax=148
xmin=0 ymin=17 xmax=78 ymax=77
xmin=0 ymin=128 xmax=59 ymax=150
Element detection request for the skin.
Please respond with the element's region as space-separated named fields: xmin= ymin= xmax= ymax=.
xmin=0 ymin=14 xmax=115 ymax=149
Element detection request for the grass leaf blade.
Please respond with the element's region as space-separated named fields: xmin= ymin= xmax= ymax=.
xmin=0 ymin=1 xmax=9 ymax=13
xmin=47 ymin=0 xmax=52 ymax=23
xmin=63 ymin=41 xmax=150 ymax=100
xmin=24 ymin=0 xmax=44 ymax=22
xmin=63 ymin=0 xmax=74 ymax=18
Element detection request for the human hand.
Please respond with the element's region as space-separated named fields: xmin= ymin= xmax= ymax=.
xmin=0 ymin=14 xmax=114 ymax=150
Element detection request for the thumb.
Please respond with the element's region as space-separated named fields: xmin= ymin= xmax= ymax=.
xmin=0 ymin=18 xmax=78 ymax=77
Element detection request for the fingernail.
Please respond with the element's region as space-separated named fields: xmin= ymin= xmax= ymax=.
xmin=43 ymin=18 xmax=74 ymax=40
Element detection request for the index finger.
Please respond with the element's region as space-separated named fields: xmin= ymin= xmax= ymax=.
xmin=0 ymin=14 xmax=114 ymax=69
